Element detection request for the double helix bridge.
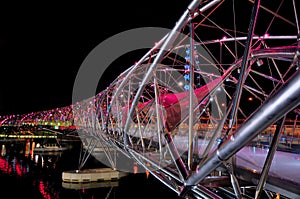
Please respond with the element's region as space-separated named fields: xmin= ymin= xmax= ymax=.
xmin=1 ymin=0 xmax=300 ymax=198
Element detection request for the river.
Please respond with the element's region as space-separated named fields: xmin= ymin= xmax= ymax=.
xmin=0 ymin=139 xmax=180 ymax=199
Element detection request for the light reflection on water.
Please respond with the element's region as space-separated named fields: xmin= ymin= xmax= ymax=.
xmin=0 ymin=140 xmax=72 ymax=199
xmin=0 ymin=140 xmax=180 ymax=199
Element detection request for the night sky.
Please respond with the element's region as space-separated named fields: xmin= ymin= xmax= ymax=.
xmin=0 ymin=1 xmax=293 ymax=116
xmin=0 ymin=1 xmax=189 ymax=115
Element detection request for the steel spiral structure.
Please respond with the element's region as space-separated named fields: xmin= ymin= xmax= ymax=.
xmin=1 ymin=0 xmax=300 ymax=198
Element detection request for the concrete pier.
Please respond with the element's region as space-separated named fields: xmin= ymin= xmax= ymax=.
xmin=62 ymin=181 xmax=119 ymax=189
xmin=62 ymin=168 xmax=128 ymax=183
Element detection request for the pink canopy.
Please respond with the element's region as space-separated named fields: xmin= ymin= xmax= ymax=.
xmin=114 ymin=76 xmax=223 ymax=132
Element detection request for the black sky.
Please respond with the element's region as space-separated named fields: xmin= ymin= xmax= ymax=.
xmin=1 ymin=1 xmax=292 ymax=116
xmin=0 ymin=1 xmax=189 ymax=115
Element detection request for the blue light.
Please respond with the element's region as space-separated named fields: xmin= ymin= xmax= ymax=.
xmin=184 ymin=85 xmax=189 ymax=90
xmin=184 ymin=74 xmax=190 ymax=81
xmin=184 ymin=64 xmax=190 ymax=69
